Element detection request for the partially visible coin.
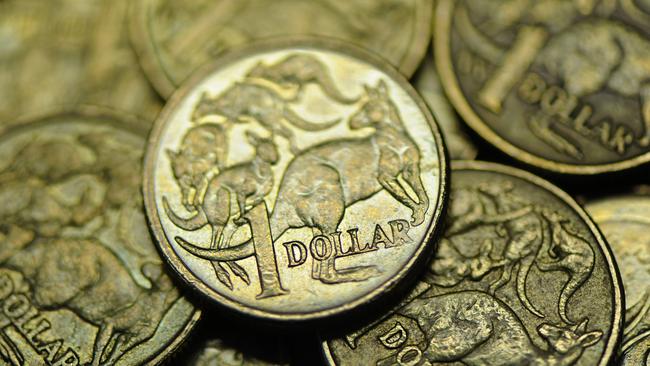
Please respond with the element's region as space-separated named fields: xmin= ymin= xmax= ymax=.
xmin=186 ymin=339 xmax=288 ymax=366
xmin=0 ymin=0 xmax=163 ymax=123
xmin=586 ymin=196 xmax=650 ymax=365
xmin=435 ymin=0 xmax=650 ymax=174
xmin=323 ymin=161 xmax=623 ymax=365
xmin=413 ymin=54 xmax=478 ymax=160
xmin=143 ymin=39 xmax=448 ymax=322
xmin=0 ymin=110 xmax=199 ymax=365
xmin=129 ymin=0 xmax=433 ymax=98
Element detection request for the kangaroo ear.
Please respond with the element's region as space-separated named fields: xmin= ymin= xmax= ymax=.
xmin=166 ymin=148 xmax=178 ymax=159
xmin=363 ymin=83 xmax=376 ymax=98
xmin=578 ymin=331 xmax=602 ymax=347
xmin=376 ymin=80 xmax=388 ymax=97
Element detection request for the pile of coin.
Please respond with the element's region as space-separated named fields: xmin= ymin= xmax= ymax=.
xmin=0 ymin=1 xmax=648 ymax=365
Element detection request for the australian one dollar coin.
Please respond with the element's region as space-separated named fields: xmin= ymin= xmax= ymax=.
xmin=435 ymin=0 xmax=650 ymax=174
xmin=0 ymin=110 xmax=199 ymax=365
xmin=129 ymin=0 xmax=433 ymax=98
xmin=587 ymin=196 xmax=650 ymax=365
xmin=323 ymin=161 xmax=623 ymax=365
xmin=143 ymin=39 xmax=449 ymax=322
xmin=0 ymin=0 xmax=163 ymax=123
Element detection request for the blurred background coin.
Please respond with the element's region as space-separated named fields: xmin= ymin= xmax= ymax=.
xmin=586 ymin=196 xmax=650 ymax=365
xmin=0 ymin=110 xmax=199 ymax=365
xmin=130 ymin=0 xmax=433 ymax=98
xmin=435 ymin=0 xmax=650 ymax=174
xmin=143 ymin=39 xmax=448 ymax=322
xmin=0 ymin=0 xmax=163 ymax=124
xmin=323 ymin=161 xmax=623 ymax=366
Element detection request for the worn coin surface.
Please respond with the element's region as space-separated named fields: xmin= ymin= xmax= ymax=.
xmin=435 ymin=0 xmax=650 ymax=174
xmin=0 ymin=0 xmax=163 ymax=123
xmin=187 ymin=338 xmax=288 ymax=366
xmin=143 ymin=39 xmax=448 ymax=322
xmin=323 ymin=161 xmax=623 ymax=365
xmin=586 ymin=196 xmax=650 ymax=365
xmin=130 ymin=0 xmax=433 ymax=98
xmin=0 ymin=110 xmax=199 ymax=365
xmin=413 ymin=54 xmax=478 ymax=160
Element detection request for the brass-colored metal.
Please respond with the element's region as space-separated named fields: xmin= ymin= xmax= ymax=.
xmin=323 ymin=161 xmax=623 ymax=365
xmin=143 ymin=39 xmax=449 ymax=322
xmin=586 ymin=196 xmax=650 ymax=365
xmin=413 ymin=54 xmax=478 ymax=160
xmin=0 ymin=110 xmax=199 ymax=365
xmin=0 ymin=0 xmax=163 ymax=123
xmin=435 ymin=0 xmax=650 ymax=174
xmin=129 ymin=0 xmax=433 ymax=98
xmin=188 ymin=339 xmax=287 ymax=366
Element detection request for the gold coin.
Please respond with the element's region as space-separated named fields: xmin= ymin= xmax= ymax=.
xmin=323 ymin=161 xmax=623 ymax=365
xmin=143 ymin=39 xmax=449 ymax=322
xmin=586 ymin=196 xmax=650 ymax=365
xmin=187 ymin=337 xmax=288 ymax=366
xmin=129 ymin=0 xmax=433 ymax=98
xmin=0 ymin=0 xmax=163 ymax=123
xmin=435 ymin=0 xmax=650 ymax=174
xmin=413 ymin=54 xmax=478 ymax=160
xmin=0 ymin=109 xmax=199 ymax=365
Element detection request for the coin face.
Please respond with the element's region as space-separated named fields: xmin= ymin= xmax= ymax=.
xmin=413 ymin=54 xmax=478 ymax=160
xmin=0 ymin=111 xmax=199 ymax=365
xmin=130 ymin=0 xmax=433 ymax=98
xmin=435 ymin=0 xmax=650 ymax=174
xmin=0 ymin=0 xmax=162 ymax=123
xmin=586 ymin=196 xmax=650 ymax=365
xmin=188 ymin=339 xmax=288 ymax=366
xmin=143 ymin=40 xmax=448 ymax=321
xmin=323 ymin=161 xmax=623 ymax=365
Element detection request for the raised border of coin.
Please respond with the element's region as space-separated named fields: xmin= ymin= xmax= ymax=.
xmin=142 ymin=37 xmax=449 ymax=322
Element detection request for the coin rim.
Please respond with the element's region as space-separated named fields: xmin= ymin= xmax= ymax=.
xmin=434 ymin=0 xmax=650 ymax=175
xmin=142 ymin=37 xmax=449 ymax=322
xmin=0 ymin=107 xmax=202 ymax=366
xmin=129 ymin=0 xmax=435 ymax=99
xmin=321 ymin=160 xmax=623 ymax=365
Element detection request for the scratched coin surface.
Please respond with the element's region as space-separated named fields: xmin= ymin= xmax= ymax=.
xmin=586 ymin=196 xmax=650 ymax=365
xmin=0 ymin=0 xmax=163 ymax=123
xmin=323 ymin=161 xmax=623 ymax=365
xmin=0 ymin=111 xmax=199 ymax=365
xmin=413 ymin=54 xmax=478 ymax=160
xmin=435 ymin=0 xmax=650 ymax=174
xmin=143 ymin=40 xmax=448 ymax=321
xmin=130 ymin=0 xmax=433 ymax=98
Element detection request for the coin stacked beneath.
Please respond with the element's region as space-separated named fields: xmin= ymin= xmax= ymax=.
xmin=0 ymin=1 xmax=648 ymax=365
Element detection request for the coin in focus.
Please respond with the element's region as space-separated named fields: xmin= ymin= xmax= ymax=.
xmin=586 ymin=196 xmax=650 ymax=365
xmin=130 ymin=0 xmax=433 ymax=98
xmin=143 ymin=39 xmax=448 ymax=322
xmin=323 ymin=161 xmax=623 ymax=365
xmin=0 ymin=0 xmax=163 ymax=123
xmin=413 ymin=54 xmax=478 ymax=160
xmin=435 ymin=0 xmax=650 ymax=174
xmin=0 ymin=111 xmax=199 ymax=365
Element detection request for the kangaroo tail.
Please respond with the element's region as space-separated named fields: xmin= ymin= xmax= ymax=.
xmin=163 ymin=197 xmax=208 ymax=231
xmin=517 ymin=256 xmax=546 ymax=318
xmin=283 ymin=108 xmax=340 ymax=131
xmin=315 ymin=71 xmax=359 ymax=104
xmin=558 ymin=268 xmax=591 ymax=324
xmin=175 ymin=236 xmax=254 ymax=261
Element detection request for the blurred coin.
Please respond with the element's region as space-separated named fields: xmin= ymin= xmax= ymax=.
xmin=185 ymin=337 xmax=288 ymax=366
xmin=0 ymin=110 xmax=199 ymax=365
xmin=323 ymin=161 xmax=623 ymax=365
xmin=0 ymin=0 xmax=163 ymax=123
xmin=586 ymin=196 xmax=650 ymax=365
xmin=413 ymin=54 xmax=478 ymax=160
xmin=130 ymin=0 xmax=433 ymax=98
xmin=143 ymin=39 xmax=448 ymax=322
xmin=435 ymin=0 xmax=650 ymax=174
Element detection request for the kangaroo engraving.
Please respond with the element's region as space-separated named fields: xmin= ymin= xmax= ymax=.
xmin=397 ymin=291 xmax=602 ymax=366
xmin=164 ymin=131 xmax=278 ymax=289
xmin=536 ymin=213 xmax=595 ymax=324
xmin=191 ymin=82 xmax=340 ymax=152
xmin=166 ymin=123 xmax=227 ymax=210
xmin=538 ymin=19 xmax=650 ymax=146
xmin=175 ymin=80 xmax=430 ymax=284
xmin=246 ymin=53 xmax=359 ymax=104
